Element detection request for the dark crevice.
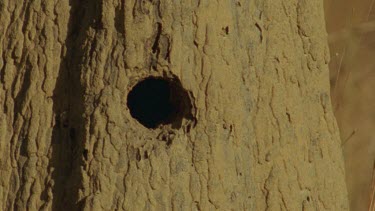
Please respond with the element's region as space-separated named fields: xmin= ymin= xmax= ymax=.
xmin=136 ymin=149 xmax=141 ymax=161
xmin=150 ymin=20 xmax=171 ymax=67
xmin=152 ymin=22 xmax=162 ymax=54
xmin=13 ymin=60 xmax=32 ymax=113
xmin=88 ymin=39 xmax=97 ymax=59
xmin=222 ymin=26 xmax=229 ymax=35
xmin=50 ymin=0 xmax=98 ymax=210
xmin=166 ymin=138 xmax=172 ymax=147
xmin=0 ymin=53 xmax=6 ymax=84
xmin=82 ymin=149 xmax=88 ymax=161
xmin=164 ymin=39 xmax=171 ymax=60
xmin=114 ymin=0 xmax=125 ymax=34
xmin=21 ymin=2 xmax=32 ymax=34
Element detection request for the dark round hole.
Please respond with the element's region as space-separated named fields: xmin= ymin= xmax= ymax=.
xmin=306 ymin=196 xmax=311 ymax=202
xmin=127 ymin=77 xmax=192 ymax=129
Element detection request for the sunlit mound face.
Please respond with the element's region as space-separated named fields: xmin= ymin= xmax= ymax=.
xmin=127 ymin=77 xmax=176 ymax=129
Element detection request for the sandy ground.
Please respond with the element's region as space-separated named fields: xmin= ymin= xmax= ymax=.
xmin=324 ymin=0 xmax=375 ymax=210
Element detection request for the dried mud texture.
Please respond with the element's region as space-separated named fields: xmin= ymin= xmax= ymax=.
xmin=0 ymin=0 xmax=348 ymax=210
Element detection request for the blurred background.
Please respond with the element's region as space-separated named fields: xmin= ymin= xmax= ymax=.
xmin=324 ymin=0 xmax=375 ymax=210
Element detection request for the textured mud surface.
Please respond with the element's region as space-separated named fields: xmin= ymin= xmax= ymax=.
xmin=0 ymin=0 xmax=348 ymax=210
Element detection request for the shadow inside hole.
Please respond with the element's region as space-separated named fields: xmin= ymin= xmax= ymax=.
xmin=127 ymin=76 xmax=193 ymax=129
